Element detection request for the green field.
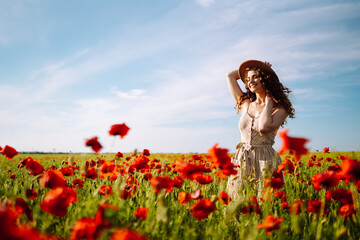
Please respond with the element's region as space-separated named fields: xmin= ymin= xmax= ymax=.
xmin=1 ymin=151 xmax=359 ymax=239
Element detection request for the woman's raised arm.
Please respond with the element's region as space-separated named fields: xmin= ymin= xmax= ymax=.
xmin=227 ymin=69 xmax=245 ymax=103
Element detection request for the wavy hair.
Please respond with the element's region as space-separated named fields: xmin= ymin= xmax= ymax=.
xmin=236 ymin=67 xmax=295 ymax=124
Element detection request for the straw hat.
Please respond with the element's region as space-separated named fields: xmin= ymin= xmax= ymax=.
xmin=238 ymin=60 xmax=279 ymax=83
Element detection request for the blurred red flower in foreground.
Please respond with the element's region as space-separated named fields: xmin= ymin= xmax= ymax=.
xmin=82 ymin=167 xmax=98 ymax=180
xmin=257 ymin=214 xmax=283 ymax=235
xmin=307 ymin=199 xmax=323 ymax=213
xmin=289 ymin=200 xmax=304 ymax=215
xmin=194 ymin=174 xmax=213 ymax=184
xmin=41 ymin=170 xmax=68 ymax=189
xmin=323 ymin=147 xmax=330 ymax=153
xmin=149 ymin=176 xmax=174 ymax=193
xmin=15 ymin=198 xmax=33 ymax=222
xmin=23 ymin=157 xmax=44 ymax=175
xmin=40 ymin=187 xmax=77 ymax=217
xmin=99 ymin=185 xmax=113 ymax=197
xmin=174 ymin=161 xmax=211 ymax=180
xmin=207 ymin=144 xmax=237 ymax=178
xmin=85 ymin=137 xmax=102 ymax=154
xmin=0 ymin=204 xmax=55 ymax=240
xmin=311 ymin=171 xmax=339 ymax=191
xmin=1 ymin=145 xmax=19 ymax=159
xmin=111 ymin=228 xmax=148 ymax=240
xmin=109 ymin=123 xmax=130 ymax=139
xmin=178 ymin=192 xmax=192 ymax=205
xmin=339 ymin=204 xmax=357 ymax=219
xmin=70 ymin=203 xmax=118 ymax=240
xmin=189 ymin=198 xmax=215 ymax=220
xmin=337 ymin=157 xmax=360 ymax=182
xmin=326 ymin=188 xmax=353 ymax=205
xmin=134 ymin=207 xmax=148 ymax=221
xmin=278 ymin=129 xmax=309 ymax=160
xmin=70 ymin=217 xmax=99 ymax=240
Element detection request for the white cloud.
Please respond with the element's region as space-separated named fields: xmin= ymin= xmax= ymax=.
xmin=114 ymin=89 xmax=147 ymax=100
xmin=194 ymin=0 xmax=215 ymax=8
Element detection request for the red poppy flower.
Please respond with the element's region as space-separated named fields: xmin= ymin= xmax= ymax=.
xmin=207 ymin=144 xmax=237 ymax=178
xmin=82 ymin=167 xmax=98 ymax=179
xmin=70 ymin=217 xmax=99 ymax=240
xmin=111 ymin=228 xmax=148 ymax=240
xmin=149 ymin=176 xmax=174 ymax=193
xmin=278 ymin=129 xmax=309 ymax=160
xmin=277 ymin=158 xmax=295 ymax=174
xmin=281 ymin=201 xmax=289 ymax=210
xmin=323 ymin=147 xmax=330 ymax=153
xmin=337 ymin=157 xmax=360 ymax=182
xmin=327 ymin=164 xmax=341 ymax=172
xmin=307 ymin=199 xmax=322 ymax=213
xmin=129 ymin=155 xmax=150 ymax=173
xmin=1 ymin=145 xmax=19 ymax=159
xmin=257 ymin=214 xmax=283 ymax=235
xmin=68 ymin=177 xmax=82 ymax=188
xmin=40 ymin=170 xmax=68 ymax=189
xmin=120 ymin=188 xmax=132 ymax=200
xmin=24 ymin=157 xmax=44 ymax=175
xmin=219 ymin=192 xmax=231 ymax=205
xmin=26 ymin=189 xmax=38 ymax=200
xmin=99 ymin=161 xmax=116 ymax=179
xmin=15 ymin=198 xmax=33 ymax=222
xmin=85 ymin=137 xmax=102 ymax=154
xmin=240 ymin=196 xmax=261 ymax=215
xmin=99 ymin=185 xmax=113 ymax=197
xmin=172 ymin=176 xmax=183 ymax=188
xmin=178 ymin=192 xmax=192 ymax=205
xmin=9 ymin=174 xmax=16 ymax=179
xmin=274 ymin=191 xmax=286 ymax=200
xmin=40 ymin=187 xmax=77 ymax=217
xmin=60 ymin=166 xmax=75 ymax=176
xmin=264 ymin=177 xmax=285 ymax=190
xmin=143 ymin=172 xmax=152 ymax=181
xmin=109 ymin=123 xmax=130 ymax=139
xmin=194 ymin=174 xmax=213 ymax=184
xmin=326 ymin=188 xmax=353 ymax=205
xmin=142 ymin=149 xmax=150 ymax=156
xmin=134 ymin=207 xmax=148 ymax=221
xmin=116 ymin=152 xmax=123 ymax=157
xmin=189 ymin=198 xmax=216 ymax=220
xmin=174 ymin=161 xmax=211 ymax=180
xmin=311 ymin=171 xmax=339 ymax=191
xmin=289 ymin=200 xmax=304 ymax=215
xmin=339 ymin=204 xmax=357 ymax=220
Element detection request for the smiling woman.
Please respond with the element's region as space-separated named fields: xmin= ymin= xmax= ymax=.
xmin=226 ymin=60 xmax=295 ymax=199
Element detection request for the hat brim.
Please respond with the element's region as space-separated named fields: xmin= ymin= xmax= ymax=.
xmin=238 ymin=60 xmax=279 ymax=83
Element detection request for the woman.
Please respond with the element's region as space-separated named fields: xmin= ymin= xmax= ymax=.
xmin=226 ymin=60 xmax=294 ymax=199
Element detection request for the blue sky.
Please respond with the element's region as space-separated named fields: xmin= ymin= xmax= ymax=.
xmin=1 ymin=0 xmax=360 ymax=153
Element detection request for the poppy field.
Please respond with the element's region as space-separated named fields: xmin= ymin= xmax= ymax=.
xmin=1 ymin=124 xmax=360 ymax=239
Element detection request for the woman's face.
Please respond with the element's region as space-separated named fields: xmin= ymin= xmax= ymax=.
xmin=246 ymin=70 xmax=265 ymax=93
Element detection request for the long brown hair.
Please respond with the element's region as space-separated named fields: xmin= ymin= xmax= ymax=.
xmin=236 ymin=67 xmax=295 ymax=123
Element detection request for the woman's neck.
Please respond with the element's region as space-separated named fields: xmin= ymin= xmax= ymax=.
xmin=255 ymin=91 xmax=266 ymax=104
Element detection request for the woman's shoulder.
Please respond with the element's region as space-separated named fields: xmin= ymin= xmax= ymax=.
xmin=239 ymin=99 xmax=250 ymax=113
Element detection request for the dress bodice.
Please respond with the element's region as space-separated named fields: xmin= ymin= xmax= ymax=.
xmin=239 ymin=111 xmax=276 ymax=146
